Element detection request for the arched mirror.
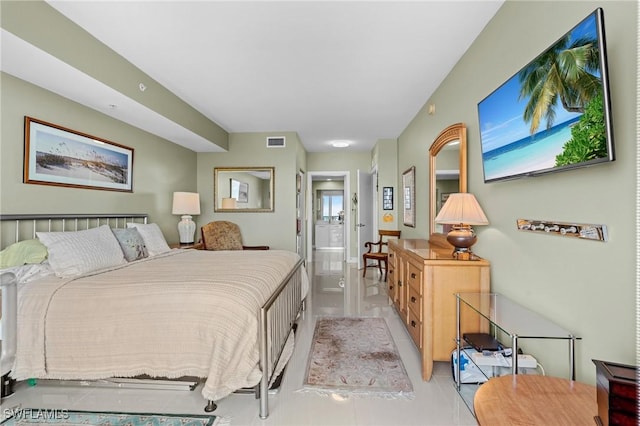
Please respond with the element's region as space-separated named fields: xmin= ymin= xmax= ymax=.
xmin=428 ymin=123 xmax=467 ymax=248
xmin=214 ymin=167 xmax=274 ymax=212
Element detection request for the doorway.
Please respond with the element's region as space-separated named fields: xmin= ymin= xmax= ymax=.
xmin=306 ymin=171 xmax=350 ymax=264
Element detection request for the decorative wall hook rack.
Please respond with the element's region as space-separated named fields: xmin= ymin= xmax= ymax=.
xmin=516 ymin=219 xmax=608 ymax=242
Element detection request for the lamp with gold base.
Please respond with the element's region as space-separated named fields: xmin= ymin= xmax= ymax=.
xmin=435 ymin=193 xmax=489 ymax=260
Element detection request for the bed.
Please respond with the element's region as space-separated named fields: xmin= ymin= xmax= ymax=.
xmin=0 ymin=214 xmax=307 ymax=419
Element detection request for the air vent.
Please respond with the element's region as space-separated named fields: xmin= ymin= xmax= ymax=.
xmin=266 ymin=136 xmax=286 ymax=148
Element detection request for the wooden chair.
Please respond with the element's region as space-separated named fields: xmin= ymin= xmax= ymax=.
xmin=201 ymin=221 xmax=270 ymax=251
xmin=362 ymin=230 xmax=401 ymax=281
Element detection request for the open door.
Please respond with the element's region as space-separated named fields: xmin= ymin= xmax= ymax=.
xmin=296 ymin=170 xmax=306 ymax=261
xmin=356 ymin=170 xmax=374 ymax=269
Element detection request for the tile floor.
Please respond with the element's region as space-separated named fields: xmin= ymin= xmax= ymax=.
xmin=0 ymin=249 xmax=477 ymax=426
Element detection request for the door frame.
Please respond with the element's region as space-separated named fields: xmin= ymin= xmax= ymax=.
xmin=356 ymin=169 xmax=375 ymax=270
xmin=306 ymin=171 xmax=350 ymax=263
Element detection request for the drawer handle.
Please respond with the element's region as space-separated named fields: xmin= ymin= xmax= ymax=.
xmin=410 ymin=296 xmax=416 ymax=303
xmin=411 ymin=320 xmax=417 ymax=328
xmin=398 ymin=280 xmax=402 ymax=287
xmin=389 ymin=285 xmax=394 ymax=290
xmin=411 ymin=273 xmax=417 ymax=279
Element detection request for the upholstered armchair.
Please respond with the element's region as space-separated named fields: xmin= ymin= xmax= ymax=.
xmin=362 ymin=230 xmax=401 ymax=281
xmin=201 ymin=221 xmax=269 ymax=251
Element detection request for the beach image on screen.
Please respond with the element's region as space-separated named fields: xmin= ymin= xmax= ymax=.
xmin=478 ymin=10 xmax=610 ymax=182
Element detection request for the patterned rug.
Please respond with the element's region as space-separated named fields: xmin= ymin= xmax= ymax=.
xmin=299 ymin=317 xmax=413 ymax=399
xmin=0 ymin=409 xmax=227 ymax=426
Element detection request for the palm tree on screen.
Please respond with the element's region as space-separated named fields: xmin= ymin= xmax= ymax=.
xmin=518 ymin=34 xmax=601 ymax=134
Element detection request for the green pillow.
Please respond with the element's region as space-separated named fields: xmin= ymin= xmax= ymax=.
xmin=0 ymin=239 xmax=48 ymax=268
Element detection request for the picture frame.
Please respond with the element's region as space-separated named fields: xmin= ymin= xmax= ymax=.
xmin=402 ymin=166 xmax=415 ymax=227
xmin=440 ymin=192 xmax=452 ymax=210
xmin=230 ymin=178 xmax=249 ymax=203
xmin=382 ymin=186 xmax=394 ymax=210
xmin=24 ymin=117 xmax=134 ymax=192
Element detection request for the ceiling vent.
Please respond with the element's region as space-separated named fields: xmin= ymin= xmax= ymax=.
xmin=266 ymin=136 xmax=286 ymax=148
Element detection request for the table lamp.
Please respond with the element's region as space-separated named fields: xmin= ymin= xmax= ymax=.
xmin=221 ymin=197 xmax=237 ymax=209
xmin=172 ymin=192 xmax=201 ymax=244
xmin=435 ymin=193 xmax=489 ymax=259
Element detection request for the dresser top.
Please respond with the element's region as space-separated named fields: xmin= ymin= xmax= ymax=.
xmin=389 ymin=238 xmax=489 ymax=264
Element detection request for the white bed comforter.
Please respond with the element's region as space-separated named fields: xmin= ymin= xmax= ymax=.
xmin=12 ymin=249 xmax=307 ymax=401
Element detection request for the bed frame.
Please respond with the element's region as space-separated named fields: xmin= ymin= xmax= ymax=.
xmin=0 ymin=214 xmax=304 ymax=419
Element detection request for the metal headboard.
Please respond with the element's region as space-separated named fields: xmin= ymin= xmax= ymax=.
xmin=0 ymin=214 xmax=148 ymax=250
xmin=0 ymin=213 xmax=149 ymax=399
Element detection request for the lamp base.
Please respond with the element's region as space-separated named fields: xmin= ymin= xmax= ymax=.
xmin=446 ymin=225 xmax=477 ymax=260
xmin=177 ymin=215 xmax=196 ymax=244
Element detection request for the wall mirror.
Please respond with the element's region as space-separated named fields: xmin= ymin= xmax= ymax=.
xmin=214 ymin=167 xmax=274 ymax=212
xmin=428 ymin=123 xmax=467 ymax=247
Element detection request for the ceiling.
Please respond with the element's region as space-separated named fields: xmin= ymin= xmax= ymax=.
xmin=3 ymin=1 xmax=504 ymax=153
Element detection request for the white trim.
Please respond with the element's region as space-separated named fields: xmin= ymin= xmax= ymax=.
xmin=306 ymin=171 xmax=350 ymax=264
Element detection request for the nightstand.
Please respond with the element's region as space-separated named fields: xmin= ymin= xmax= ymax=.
xmin=169 ymin=242 xmax=204 ymax=250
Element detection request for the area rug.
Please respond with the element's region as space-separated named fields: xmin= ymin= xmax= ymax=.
xmin=299 ymin=317 xmax=413 ymax=399
xmin=0 ymin=409 xmax=228 ymax=426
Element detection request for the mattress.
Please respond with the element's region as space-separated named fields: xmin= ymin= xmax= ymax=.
xmin=12 ymin=249 xmax=307 ymax=401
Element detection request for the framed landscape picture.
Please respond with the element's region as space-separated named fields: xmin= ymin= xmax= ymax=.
xmin=24 ymin=117 xmax=134 ymax=192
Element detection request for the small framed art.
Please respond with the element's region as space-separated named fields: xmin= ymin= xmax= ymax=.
xmin=382 ymin=187 xmax=393 ymax=210
xmin=230 ymin=179 xmax=249 ymax=203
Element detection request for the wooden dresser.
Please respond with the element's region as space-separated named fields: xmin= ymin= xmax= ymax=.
xmin=387 ymin=239 xmax=490 ymax=381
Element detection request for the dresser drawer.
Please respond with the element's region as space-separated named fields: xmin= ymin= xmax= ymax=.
xmin=387 ymin=264 xmax=396 ymax=288
xmin=407 ymin=309 xmax=422 ymax=349
xmin=388 ymin=249 xmax=397 ymax=268
xmin=610 ymin=381 xmax=637 ymax=401
xmin=407 ymin=263 xmax=422 ymax=294
xmin=407 ymin=285 xmax=422 ymax=320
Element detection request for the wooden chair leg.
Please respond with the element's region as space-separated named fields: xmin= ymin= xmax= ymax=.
xmin=377 ymin=260 xmax=383 ymax=277
xmin=382 ymin=260 xmax=388 ymax=281
xmin=362 ymin=256 xmax=367 ymax=277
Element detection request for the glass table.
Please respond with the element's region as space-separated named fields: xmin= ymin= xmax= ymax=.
xmin=454 ymin=292 xmax=580 ymax=394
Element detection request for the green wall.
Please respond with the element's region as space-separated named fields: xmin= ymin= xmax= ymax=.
xmin=373 ymin=139 xmax=399 ymax=231
xmin=0 ymin=73 xmax=198 ymax=244
xmin=2 ymin=0 xmax=636 ymax=387
xmin=399 ymin=1 xmax=636 ymax=383
xmin=196 ymin=132 xmax=303 ymax=252
xmin=307 ymin=151 xmax=372 ymax=260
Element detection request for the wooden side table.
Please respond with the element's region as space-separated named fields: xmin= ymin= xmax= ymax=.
xmin=474 ymin=375 xmax=597 ymax=425
xmin=169 ymin=242 xmax=204 ymax=250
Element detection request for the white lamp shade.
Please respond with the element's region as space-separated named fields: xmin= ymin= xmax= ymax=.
xmin=435 ymin=193 xmax=489 ymax=225
xmin=172 ymin=192 xmax=199 ymax=244
xmin=172 ymin=192 xmax=201 ymax=215
xmin=221 ymin=198 xmax=237 ymax=209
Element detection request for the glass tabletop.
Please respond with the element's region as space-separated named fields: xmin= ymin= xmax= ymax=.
xmin=456 ymin=292 xmax=579 ymax=340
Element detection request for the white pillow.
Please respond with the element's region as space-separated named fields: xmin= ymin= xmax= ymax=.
xmin=126 ymin=223 xmax=171 ymax=256
xmin=0 ymin=262 xmax=54 ymax=284
xmin=37 ymin=225 xmax=126 ymax=278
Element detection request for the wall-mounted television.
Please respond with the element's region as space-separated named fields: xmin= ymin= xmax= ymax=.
xmin=477 ymin=8 xmax=614 ymax=183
